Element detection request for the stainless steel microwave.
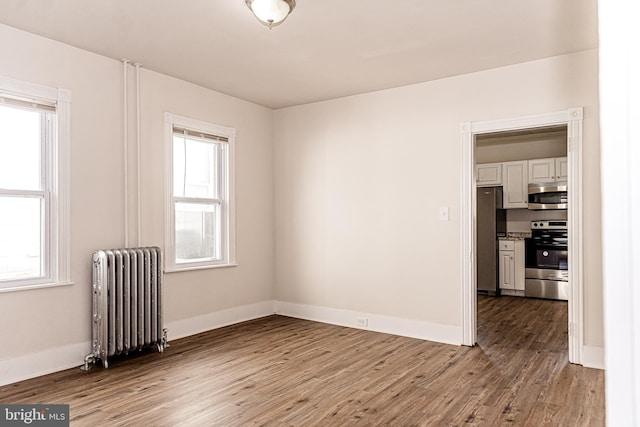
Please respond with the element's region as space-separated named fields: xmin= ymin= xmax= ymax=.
xmin=527 ymin=182 xmax=567 ymax=210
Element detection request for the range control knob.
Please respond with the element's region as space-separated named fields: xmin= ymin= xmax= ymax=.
xmin=533 ymin=222 xmax=538 ymax=228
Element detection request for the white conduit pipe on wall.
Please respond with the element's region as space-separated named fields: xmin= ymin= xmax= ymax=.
xmin=134 ymin=63 xmax=142 ymax=247
xmin=122 ymin=59 xmax=130 ymax=248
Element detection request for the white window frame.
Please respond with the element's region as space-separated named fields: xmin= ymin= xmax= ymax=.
xmin=0 ymin=76 xmax=72 ymax=292
xmin=164 ymin=112 xmax=236 ymax=272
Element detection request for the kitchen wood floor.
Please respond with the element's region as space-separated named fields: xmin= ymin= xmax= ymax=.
xmin=0 ymin=296 xmax=604 ymax=426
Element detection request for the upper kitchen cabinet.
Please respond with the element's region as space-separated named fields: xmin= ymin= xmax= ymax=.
xmin=528 ymin=157 xmax=568 ymax=184
xmin=556 ymin=157 xmax=568 ymax=181
xmin=476 ymin=163 xmax=502 ymax=187
xmin=502 ymin=161 xmax=528 ymax=208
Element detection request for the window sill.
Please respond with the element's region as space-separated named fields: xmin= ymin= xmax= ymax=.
xmin=0 ymin=280 xmax=74 ymax=294
xmin=165 ymin=263 xmax=238 ymax=273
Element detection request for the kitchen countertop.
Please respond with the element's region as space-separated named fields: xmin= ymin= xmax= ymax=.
xmin=498 ymin=232 xmax=531 ymax=241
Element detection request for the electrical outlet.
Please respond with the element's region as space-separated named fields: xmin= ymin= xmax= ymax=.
xmin=356 ymin=317 xmax=368 ymax=328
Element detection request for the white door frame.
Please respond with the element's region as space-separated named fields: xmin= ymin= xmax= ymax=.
xmin=460 ymin=107 xmax=584 ymax=364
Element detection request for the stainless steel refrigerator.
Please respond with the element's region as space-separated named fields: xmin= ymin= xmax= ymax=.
xmin=477 ymin=187 xmax=506 ymax=295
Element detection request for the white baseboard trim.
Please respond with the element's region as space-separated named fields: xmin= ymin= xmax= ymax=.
xmin=275 ymin=300 xmax=462 ymax=346
xmin=0 ymin=341 xmax=91 ymax=387
xmin=166 ymin=300 xmax=276 ymax=341
xmin=0 ymin=300 xmax=276 ymax=387
xmin=582 ymin=345 xmax=605 ymax=370
xmin=2 ymin=300 xmax=591 ymax=387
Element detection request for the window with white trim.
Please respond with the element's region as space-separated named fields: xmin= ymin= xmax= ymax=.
xmin=165 ymin=113 xmax=235 ymax=271
xmin=0 ymin=77 xmax=71 ymax=292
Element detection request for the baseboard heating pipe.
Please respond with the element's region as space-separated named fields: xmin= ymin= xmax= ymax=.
xmin=134 ymin=62 xmax=142 ymax=247
xmin=122 ymin=59 xmax=130 ymax=248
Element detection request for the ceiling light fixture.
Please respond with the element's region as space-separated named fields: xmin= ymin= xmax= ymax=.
xmin=245 ymin=0 xmax=296 ymax=29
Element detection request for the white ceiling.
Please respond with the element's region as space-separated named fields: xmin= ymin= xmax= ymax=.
xmin=0 ymin=0 xmax=598 ymax=109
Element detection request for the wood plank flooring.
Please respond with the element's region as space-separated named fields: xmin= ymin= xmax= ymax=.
xmin=0 ymin=296 xmax=604 ymax=426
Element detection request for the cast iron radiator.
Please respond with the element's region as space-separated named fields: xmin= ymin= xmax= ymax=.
xmin=83 ymin=247 xmax=167 ymax=369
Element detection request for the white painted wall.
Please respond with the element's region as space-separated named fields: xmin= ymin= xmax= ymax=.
xmin=273 ymin=49 xmax=603 ymax=349
xmin=476 ymin=134 xmax=567 ymax=164
xmin=0 ymin=20 xmax=604 ymax=385
xmin=599 ymin=0 xmax=640 ymax=424
xmin=0 ymin=24 xmax=275 ymax=382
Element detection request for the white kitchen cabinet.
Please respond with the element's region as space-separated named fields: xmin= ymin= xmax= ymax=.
xmin=499 ymin=244 xmax=515 ymax=291
xmin=499 ymin=240 xmax=525 ymax=293
xmin=514 ymin=240 xmax=524 ymax=291
xmin=476 ymin=163 xmax=502 ymax=187
xmin=555 ymin=157 xmax=568 ymax=181
xmin=502 ymin=161 xmax=528 ymax=208
xmin=528 ymin=157 xmax=568 ymax=183
xmin=528 ymin=158 xmax=554 ymax=183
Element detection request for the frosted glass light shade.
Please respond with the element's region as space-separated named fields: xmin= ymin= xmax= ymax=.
xmin=246 ymin=0 xmax=296 ymax=28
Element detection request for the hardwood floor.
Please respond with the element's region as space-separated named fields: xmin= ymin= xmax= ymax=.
xmin=0 ymin=296 xmax=604 ymax=426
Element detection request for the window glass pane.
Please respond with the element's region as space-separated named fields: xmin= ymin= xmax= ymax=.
xmin=175 ymin=202 xmax=220 ymax=263
xmin=0 ymin=105 xmax=42 ymax=191
xmin=0 ymin=196 xmax=43 ymax=281
xmin=173 ymin=134 xmax=219 ymax=199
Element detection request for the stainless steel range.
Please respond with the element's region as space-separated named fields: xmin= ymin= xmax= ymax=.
xmin=524 ymin=220 xmax=569 ymax=300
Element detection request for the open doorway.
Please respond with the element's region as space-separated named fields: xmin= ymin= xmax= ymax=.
xmin=474 ymin=126 xmax=568 ymax=354
xmin=460 ymin=108 xmax=584 ymax=365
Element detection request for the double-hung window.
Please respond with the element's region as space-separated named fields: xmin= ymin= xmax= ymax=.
xmin=165 ymin=113 xmax=235 ymax=271
xmin=0 ymin=77 xmax=71 ymax=292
